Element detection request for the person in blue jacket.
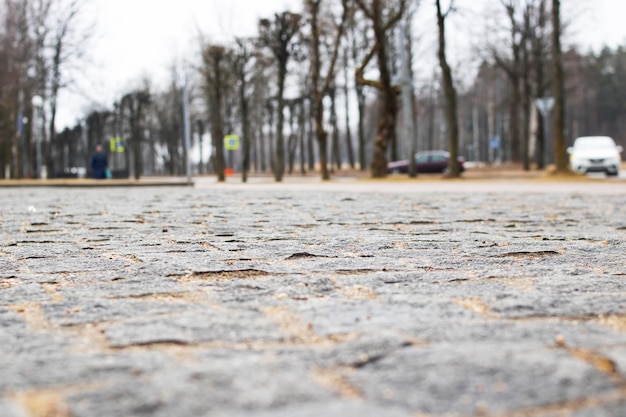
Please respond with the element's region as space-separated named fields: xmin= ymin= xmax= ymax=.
xmin=91 ymin=145 xmax=108 ymax=179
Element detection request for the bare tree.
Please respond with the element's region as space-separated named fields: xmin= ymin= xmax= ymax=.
xmin=306 ymin=0 xmax=349 ymax=180
xmin=329 ymin=84 xmax=341 ymax=171
xmin=354 ymin=0 xmax=406 ymax=178
xmin=120 ymin=86 xmax=151 ymax=179
xmin=201 ymin=44 xmax=231 ymax=182
xmin=530 ymin=0 xmax=548 ymax=169
xmin=347 ymin=7 xmax=370 ymax=171
xmin=0 ymin=0 xmax=89 ymax=178
xmin=249 ymin=61 xmax=272 ymax=173
xmin=258 ymin=11 xmax=302 ymax=182
xmin=491 ymin=1 xmax=523 ymax=164
xmin=234 ymin=37 xmax=254 ymax=183
xmin=436 ymin=0 xmax=460 ymax=177
xmin=483 ymin=0 xmax=550 ymax=169
xmin=153 ymin=68 xmax=184 ymax=175
xmin=47 ymin=0 xmax=87 ymax=168
xmin=521 ymin=2 xmax=532 ymax=170
xmin=342 ymin=45 xmax=356 ymax=170
xmin=25 ymin=0 xmax=90 ymax=177
xmin=1 ymin=1 xmax=33 ymax=178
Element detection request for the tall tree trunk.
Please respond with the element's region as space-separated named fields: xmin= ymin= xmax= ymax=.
xmin=308 ymin=0 xmax=348 ymax=180
xmin=313 ymin=95 xmax=329 ymax=179
xmin=436 ymin=0 xmax=460 ymax=177
xmin=502 ymin=1 xmax=522 ymax=163
xmin=427 ymin=83 xmax=435 ymax=151
xmin=241 ymin=93 xmax=250 ymax=182
xmin=287 ymin=101 xmax=297 ymax=174
xmin=203 ymin=46 xmax=227 ymax=181
xmin=299 ymin=100 xmax=307 ymax=174
xmin=531 ymin=0 xmax=547 ymax=169
xmin=197 ymin=120 xmax=205 ymax=174
xmin=472 ymin=94 xmax=481 ymax=162
xmin=509 ymin=74 xmax=521 ymax=162
xmin=522 ymin=6 xmax=532 ymax=170
xmin=307 ymin=100 xmax=315 ymax=171
xmin=351 ymin=15 xmax=367 ymax=171
xmin=275 ymin=63 xmax=286 ymax=181
xmin=267 ymin=103 xmax=274 ymax=174
xmin=354 ymin=0 xmax=405 ymax=178
xmin=239 ymin=61 xmax=250 ymax=182
xmin=132 ymin=117 xmax=142 ymax=180
xmin=212 ymin=80 xmax=225 ymax=182
xmin=356 ymin=86 xmax=366 ymax=170
xmin=310 ymin=0 xmax=329 ymax=180
xmin=370 ymin=0 xmax=398 ymax=178
xmin=330 ymin=87 xmax=341 ymax=171
xmin=551 ymin=0 xmax=568 ymax=172
xmin=343 ymin=47 xmax=356 ymax=169
xmin=259 ymin=12 xmax=302 ymax=181
xmin=258 ymin=114 xmax=265 ymax=172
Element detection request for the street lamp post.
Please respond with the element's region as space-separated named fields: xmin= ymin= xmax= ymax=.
xmin=31 ymin=95 xmax=43 ymax=179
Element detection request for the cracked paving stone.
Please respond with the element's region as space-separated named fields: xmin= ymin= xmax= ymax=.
xmin=103 ymin=309 xmax=289 ymax=347
xmin=2 ymin=186 xmax=626 ymax=417
xmin=347 ymin=342 xmax=619 ymax=415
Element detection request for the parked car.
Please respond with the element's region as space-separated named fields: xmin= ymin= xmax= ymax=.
xmin=387 ymin=151 xmax=465 ymax=174
xmin=567 ymin=136 xmax=623 ymax=176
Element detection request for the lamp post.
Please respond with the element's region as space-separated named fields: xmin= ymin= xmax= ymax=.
xmin=31 ymin=95 xmax=43 ymax=179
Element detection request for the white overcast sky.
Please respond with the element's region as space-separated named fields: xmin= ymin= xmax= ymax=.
xmin=57 ymin=0 xmax=626 ymax=128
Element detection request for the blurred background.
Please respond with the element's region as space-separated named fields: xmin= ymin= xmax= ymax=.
xmin=1 ymin=0 xmax=624 ymax=180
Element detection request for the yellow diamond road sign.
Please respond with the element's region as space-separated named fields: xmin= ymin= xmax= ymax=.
xmin=224 ymin=134 xmax=240 ymax=151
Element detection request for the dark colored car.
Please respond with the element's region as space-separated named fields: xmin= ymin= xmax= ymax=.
xmin=387 ymin=151 xmax=465 ymax=174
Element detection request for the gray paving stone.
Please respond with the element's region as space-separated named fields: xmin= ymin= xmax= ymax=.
xmin=216 ymin=401 xmax=414 ymax=417
xmin=67 ymin=354 xmax=337 ymax=417
xmin=1 ymin=185 xmax=625 ymax=416
xmin=41 ymin=297 xmax=196 ymax=327
xmin=572 ymin=399 xmax=626 ymax=417
xmin=0 ymin=400 xmax=28 ymax=417
xmin=103 ymin=308 xmax=288 ymax=347
xmin=0 ymin=282 xmax=49 ymax=307
xmin=348 ymin=343 xmax=618 ymax=415
xmin=0 ymin=346 xmax=167 ymax=392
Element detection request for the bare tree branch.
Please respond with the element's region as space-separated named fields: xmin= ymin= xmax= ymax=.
xmin=354 ymin=0 xmax=374 ymax=20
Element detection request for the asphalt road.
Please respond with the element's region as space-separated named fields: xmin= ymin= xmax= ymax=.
xmin=1 ymin=180 xmax=625 ymax=417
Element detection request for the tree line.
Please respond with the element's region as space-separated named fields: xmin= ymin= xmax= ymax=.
xmin=0 ymin=0 xmax=622 ymax=180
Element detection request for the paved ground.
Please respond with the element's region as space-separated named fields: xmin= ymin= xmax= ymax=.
xmin=1 ymin=180 xmax=625 ymax=417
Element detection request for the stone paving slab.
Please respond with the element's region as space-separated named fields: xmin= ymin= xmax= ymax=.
xmin=1 ymin=184 xmax=625 ymax=417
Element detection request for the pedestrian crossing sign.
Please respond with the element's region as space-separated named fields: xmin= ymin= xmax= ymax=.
xmin=224 ymin=134 xmax=240 ymax=151
xmin=110 ymin=137 xmax=125 ymax=153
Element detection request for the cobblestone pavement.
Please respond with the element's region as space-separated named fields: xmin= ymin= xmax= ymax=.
xmin=1 ymin=182 xmax=626 ymax=417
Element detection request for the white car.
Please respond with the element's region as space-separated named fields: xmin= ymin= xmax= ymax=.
xmin=567 ymin=136 xmax=623 ymax=176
